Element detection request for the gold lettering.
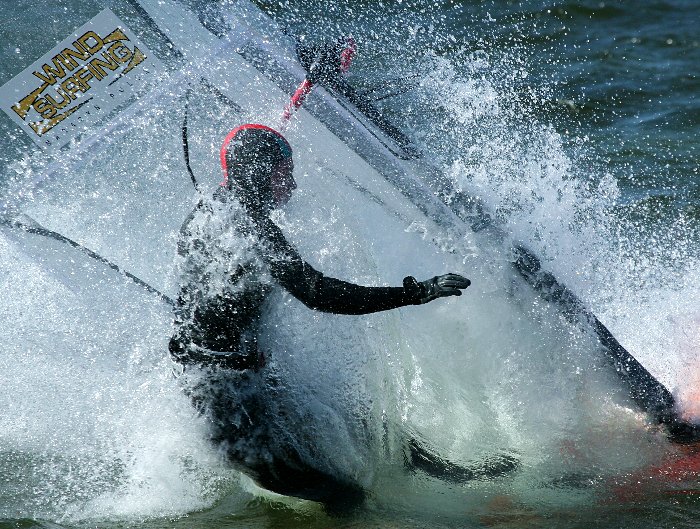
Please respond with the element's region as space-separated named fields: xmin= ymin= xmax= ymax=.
xmin=102 ymin=27 xmax=129 ymax=44
xmin=107 ymin=42 xmax=132 ymax=63
xmin=45 ymin=90 xmax=71 ymax=110
xmin=14 ymin=23 xmax=151 ymax=137
xmin=86 ymin=62 xmax=104 ymax=80
xmin=32 ymin=98 xmax=56 ymax=119
xmin=77 ymin=30 xmax=104 ymax=55
xmin=12 ymin=83 xmax=49 ymax=120
xmin=88 ymin=52 xmax=119 ymax=78
xmin=62 ymin=45 xmax=90 ymax=63
xmin=75 ymin=67 xmax=95 ymax=90
xmin=28 ymin=98 xmax=89 ymax=136
xmin=121 ymin=46 xmax=146 ymax=75
xmin=32 ymin=55 xmax=74 ymax=84
xmin=60 ymin=76 xmax=83 ymax=98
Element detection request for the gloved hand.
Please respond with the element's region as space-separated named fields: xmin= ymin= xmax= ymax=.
xmin=403 ymin=274 xmax=471 ymax=304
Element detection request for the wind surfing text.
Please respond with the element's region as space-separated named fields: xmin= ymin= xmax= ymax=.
xmin=0 ymin=9 xmax=164 ymax=150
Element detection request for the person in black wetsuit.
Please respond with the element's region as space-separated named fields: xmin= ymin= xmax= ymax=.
xmin=169 ymin=123 xmax=471 ymax=507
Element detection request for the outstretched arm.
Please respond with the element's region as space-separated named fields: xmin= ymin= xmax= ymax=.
xmin=279 ymin=262 xmax=415 ymax=315
xmin=259 ymin=218 xmax=469 ymax=315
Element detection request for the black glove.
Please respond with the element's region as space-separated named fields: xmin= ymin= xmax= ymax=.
xmin=403 ymin=274 xmax=471 ymax=305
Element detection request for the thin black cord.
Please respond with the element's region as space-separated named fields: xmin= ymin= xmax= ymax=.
xmin=182 ymin=87 xmax=198 ymax=189
xmin=181 ymin=79 xmax=244 ymax=190
xmin=372 ymin=82 xmax=420 ymax=102
xmin=2 ymin=216 xmax=175 ymax=306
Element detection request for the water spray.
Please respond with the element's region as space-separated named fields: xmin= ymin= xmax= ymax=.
xmin=280 ymin=36 xmax=356 ymax=130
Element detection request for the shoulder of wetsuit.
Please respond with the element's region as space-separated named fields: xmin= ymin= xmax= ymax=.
xmin=252 ymin=214 xmax=296 ymax=256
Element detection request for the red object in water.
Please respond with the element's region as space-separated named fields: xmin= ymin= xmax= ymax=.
xmin=610 ymin=442 xmax=700 ymax=501
xmin=281 ymin=79 xmax=314 ymax=127
xmin=340 ymin=36 xmax=356 ymax=73
xmin=656 ymin=443 xmax=700 ymax=495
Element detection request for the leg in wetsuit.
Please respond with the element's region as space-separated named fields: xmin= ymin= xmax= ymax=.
xmin=169 ymin=336 xmax=365 ymax=508
xmin=193 ymin=365 xmax=365 ymax=506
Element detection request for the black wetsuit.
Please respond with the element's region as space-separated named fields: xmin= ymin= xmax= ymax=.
xmin=170 ymin=188 xmax=418 ymax=364
xmin=169 ymin=188 xmax=420 ymax=505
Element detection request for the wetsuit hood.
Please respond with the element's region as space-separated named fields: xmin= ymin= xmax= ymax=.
xmin=220 ymin=124 xmax=295 ymax=215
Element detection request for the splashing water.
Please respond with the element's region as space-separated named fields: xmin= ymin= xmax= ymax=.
xmin=401 ymin=47 xmax=700 ymax=418
xmin=0 ymin=0 xmax=698 ymax=526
